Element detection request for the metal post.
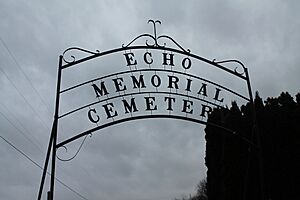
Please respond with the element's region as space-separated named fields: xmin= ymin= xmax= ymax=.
xmin=37 ymin=125 xmax=54 ymax=200
xmin=49 ymin=121 xmax=57 ymax=200
xmin=47 ymin=191 xmax=51 ymax=200
xmin=49 ymin=55 xmax=63 ymax=200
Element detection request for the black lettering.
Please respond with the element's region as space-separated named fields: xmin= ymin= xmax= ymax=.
xmin=131 ymin=75 xmax=146 ymax=89
xmin=168 ymin=75 xmax=179 ymax=89
xmin=182 ymin=57 xmax=192 ymax=69
xmin=102 ymin=102 xmax=118 ymax=119
xmin=151 ymin=74 xmax=161 ymax=88
xmin=124 ymin=52 xmax=137 ymax=66
xmin=185 ymin=78 xmax=192 ymax=92
xmin=122 ymin=98 xmax=138 ymax=114
xmin=91 ymin=82 xmax=109 ymax=98
xmin=144 ymin=97 xmax=157 ymax=111
xmin=197 ymin=83 xmax=208 ymax=96
xmin=162 ymin=52 xmax=174 ymax=66
xmin=182 ymin=99 xmax=193 ymax=114
xmin=164 ymin=96 xmax=176 ymax=111
xmin=200 ymin=104 xmax=212 ymax=118
xmin=112 ymin=77 xmax=127 ymax=92
xmin=87 ymin=108 xmax=100 ymax=123
xmin=144 ymin=52 xmax=153 ymax=65
xmin=213 ymin=88 xmax=224 ymax=103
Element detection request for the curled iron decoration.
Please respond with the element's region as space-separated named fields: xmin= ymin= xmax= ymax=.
xmin=62 ymin=47 xmax=100 ymax=64
xmin=56 ymin=133 xmax=92 ymax=162
xmin=212 ymin=59 xmax=246 ymax=76
xmin=122 ymin=19 xmax=190 ymax=53
xmin=157 ymin=35 xmax=191 ymax=53
xmin=148 ymin=19 xmax=161 ymax=47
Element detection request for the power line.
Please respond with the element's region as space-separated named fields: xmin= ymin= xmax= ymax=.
xmin=0 ymin=36 xmax=53 ymax=115
xmin=0 ymin=135 xmax=89 ymax=200
xmin=0 ymin=36 xmax=72 ymax=154
xmin=0 ymin=36 xmax=70 ymax=149
xmin=0 ymin=105 xmax=91 ymax=199
xmin=0 ymin=36 xmax=93 ymax=197
xmin=0 ymin=62 xmax=51 ymax=132
xmin=0 ymin=105 xmax=43 ymax=152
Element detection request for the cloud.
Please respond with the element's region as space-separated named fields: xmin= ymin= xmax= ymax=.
xmin=0 ymin=0 xmax=299 ymax=200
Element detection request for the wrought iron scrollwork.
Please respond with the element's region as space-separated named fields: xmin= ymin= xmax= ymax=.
xmin=147 ymin=19 xmax=161 ymax=47
xmin=62 ymin=47 xmax=100 ymax=64
xmin=56 ymin=133 xmax=92 ymax=161
xmin=212 ymin=59 xmax=246 ymax=76
xmin=122 ymin=19 xmax=190 ymax=53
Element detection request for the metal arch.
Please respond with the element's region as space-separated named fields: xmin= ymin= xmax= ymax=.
xmin=60 ymin=60 xmax=249 ymax=97
xmin=62 ymin=47 xmax=100 ymax=64
xmin=55 ymin=114 xmax=257 ymax=149
xmin=38 ymin=20 xmax=257 ymax=200
xmin=58 ymin=68 xmax=250 ymax=119
xmin=61 ymin=45 xmax=248 ymax=80
xmin=58 ymin=91 xmax=224 ymax=119
xmin=61 ymin=68 xmax=249 ymax=100
xmin=61 ymin=18 xmax=247 ymax=79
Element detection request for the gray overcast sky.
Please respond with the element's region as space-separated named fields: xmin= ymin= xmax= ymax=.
xmin=0 ymin=1 xmax=299 ymax=200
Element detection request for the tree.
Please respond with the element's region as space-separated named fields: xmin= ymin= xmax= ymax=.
xmin=205 ymin=92 xmax=300 ymax=200
xmin=194 ymin=179 xmax=208 ymax=200
xmin=175 ymin=179 xmax=207 ymax=200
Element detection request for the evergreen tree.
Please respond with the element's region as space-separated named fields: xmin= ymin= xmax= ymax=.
xmin=205 ymin=92 xmax=300 ymax=200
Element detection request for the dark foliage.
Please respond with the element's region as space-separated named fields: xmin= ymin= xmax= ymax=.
xmin=205 ymin=92 xmax=300 ymax=200
xmin=175 ymin=179 xmax=208 ymax=200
